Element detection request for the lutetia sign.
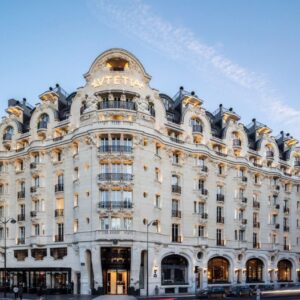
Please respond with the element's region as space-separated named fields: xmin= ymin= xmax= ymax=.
xmin=91 ymin=75 xmax=144 ymax=89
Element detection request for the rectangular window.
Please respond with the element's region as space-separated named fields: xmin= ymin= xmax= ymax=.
xmin=172 ymin=224 xmax=180 ymax=242
xmin=124 ymin=218 xmax=132 ymax=230
xmin=74 ymin=194 xmax=79 ymax=207
xmin=100 ymin=217 xmax=109 ymax=230
xmin=198 ymin=225 xmax=205 ymax=237
xmin=34 ymin=224 xmax=40 ymax=236
xmin=73 ymin=219 xmax=78 ymax=233
xmin=111 ymin=218 xmax=121 ymax=230
xmin=155 ymin=195 xmax=161 ymax=208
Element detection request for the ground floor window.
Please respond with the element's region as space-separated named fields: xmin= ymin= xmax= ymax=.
xmin=161 ymin=254 xmax=188 ymax=285
xmin=246 ymin=258 xmax=264 ymax=282
xmin=278 ymin=260 xmax=292 ymax=282
xmin=207 ymin=257 xmax=229 ymax=284
xmin=0 ymin=268 xmax=71 ymax=292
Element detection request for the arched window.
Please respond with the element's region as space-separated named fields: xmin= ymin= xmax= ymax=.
xmin=265 ymin=145 xmax=274 ymax=159
xmin=232 ymin=131 xmax=241 ymax=147
xmin=37 ymin=114 xmax=49 ymax=129
xmin=3 ymin=126 xmax=14 ymax=140
xmin=161 ymin=254 xmax=188 ymax=285
xmin=246 ymin=258 xmax=264 ymax=282
xmin=208 ymin=257 xmax=229 ymax=284
xmin=278 ymin=260 xmax=292 ymax=282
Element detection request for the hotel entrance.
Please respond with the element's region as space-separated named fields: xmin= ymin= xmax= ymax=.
xmin=107 ymin=269 xmax=128 ymax=294
xmin=101 ymin=247 xmax=131 ymax=295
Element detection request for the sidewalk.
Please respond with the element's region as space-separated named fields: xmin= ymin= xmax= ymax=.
xmin=94 ymin=296 xmax=137 ymax=300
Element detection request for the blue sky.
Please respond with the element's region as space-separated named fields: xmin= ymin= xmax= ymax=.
xmin=1 ymin=0 xmax=300 ymax=138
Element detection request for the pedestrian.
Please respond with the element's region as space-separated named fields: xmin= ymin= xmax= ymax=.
xmin=18 ymin=283 xmax=24 ymax=300
xmin=13 ymin=286 xmax=19 ymax=299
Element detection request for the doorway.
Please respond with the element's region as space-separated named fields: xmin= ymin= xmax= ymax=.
xmin=107 ymin=269 xmax=128 ymax=294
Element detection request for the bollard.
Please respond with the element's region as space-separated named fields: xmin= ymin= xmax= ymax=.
xmin=256 ymin=288 xmax=261 ymax=300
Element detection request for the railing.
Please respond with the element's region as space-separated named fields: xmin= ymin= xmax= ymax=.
xmin=192 ymin=124 xmax=203 ymax=133
xmin=216 ymin=217 xmax=224 ymax=224
xmin=171 ymin=210 xmax=181 ymax=218
xmin=240 ymin=219 xmax=247 ymax=225
xmin=171 ymin=236 xmax=182 ymax=243
xmin=30 ymin=186 xmax=37 ymax=193
xmin=216 ymin=194 xmax=225 ymax=202
xmin=97 ymin=101 xmax=136 ymax=111
xmin=233 ymin=139 xmax=242 ymax=147
xmin=55 ymin=184 xmax=64 ymax=192
xmin=98 ymin=145 xmax=133 ymax=153
xmin=253 ymin=242 xmax=260 ymax=249
xmin=200 ymin=166 xmax=208 ymax=172
xmin=54 ymin=235 xmax=64 ymax=242
xmin=171 ymin=185 xmax=181 ymax=194
xmin=241 ymin=197 xmax=247 ymax=203
xmin=275 ymin=204 xmax=280 ymax=209
xmin=37 ymin=121 xmax=48 ymax=130
xmin=17 ymin=191 xmax=25 ymax=199
xmin=30 ymin=162 xmax=38 ymax=169
xmin=53 ymin=136 xmax=63 ymax=142
xmin=98 ymin=201 xmax=133 ymax=209
xmin=253 ymin=222 xmax=260 ymax=228
xmin=216 ymin=239 xmax=225 ymax=246
xmin=30 ymin=211 xmax=37 ymax=217
xmin=284 ymin=245 xmax=290 ymax=251
xmin=284 ymin=207 xmax=290 ymax=213
xmin=200 ymin=213 xmax=208 ymax=219
xmin=55 ymin=209 xmax=64 ymax=217
xmin=3 ymin=133 xmax=12 ymax=141
xmin=215 ymin=151 xmax=227 ymax=157
xmin=17 ymin=214 xmax=25 ymax=221
xmin=169 ymin=137 xmax=184 ymax=144
xmin=200 ymin=189 xmax=208 ymax=196
xmin=17 ymin=238 xmax=25 ymax=245
xmin=283 ymin=226 xmax=290 ymax=232
xmin=97 ymin=173 xmax=133 ymax=181
xmin=275 ymin=223 xmax=280 ymax=229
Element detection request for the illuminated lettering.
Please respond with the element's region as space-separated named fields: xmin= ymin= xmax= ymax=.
xmin=91 ymin=75 xmax=144 ymax=89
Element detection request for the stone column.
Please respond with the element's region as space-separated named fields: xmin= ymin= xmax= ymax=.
xmin=91 ymin=246 xmax=102 ymax=291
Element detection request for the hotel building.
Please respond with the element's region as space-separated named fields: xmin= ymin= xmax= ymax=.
xmin=0 ymin=48 xmax=300 ymax=295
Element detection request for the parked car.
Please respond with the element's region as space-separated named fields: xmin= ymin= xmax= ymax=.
xmin=226 ymin=285 xmax=253 ymax=297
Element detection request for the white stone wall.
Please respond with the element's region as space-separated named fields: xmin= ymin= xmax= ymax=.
xmin=0 ymin=48 xmax=299 ymax=295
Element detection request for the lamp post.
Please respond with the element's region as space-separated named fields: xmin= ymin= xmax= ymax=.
xmin=143 ymin=218 xmax=158 ymax=298
xmin=0 ymin=217 xmax=16 ymax=298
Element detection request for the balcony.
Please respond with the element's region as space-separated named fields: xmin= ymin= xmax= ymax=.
xmin=275 ymin=223 xmax=280 ymax=229
xmin=284 ymin=207 xmax=290 ymax=214
xmin=253 ymin=222 xmax=260 ymax=228
xmin=30 ymin=211 xmax=37 ymax=218
xmin=216 ymin=217 xmax=224 ymax=224
xmin=275 ymin=204 xmax=280 ymax=210
xmin=172 ymin=185 xmax=181 ymax=194
xmin=171 ymin=236 xmax=182 ymax=243
xmin=283 ymin=245 xmax=290 ymax=251
xmin=98 ymin=201 xmax=133 ymax=210
xmin=169 ymin=137 xmax=184 ymax=144
xmin=98 ymin=145 xmax=133 ymax=154
xmin=283 ymin=226 xmax=290 ymax=232
xmin=200 ymin=166 xmax=208 ymax=173
xmin=200 ymin=213 xmax=208 ymax=219
xmin=17 ymin=214 xmax=25 ymax=221
xmin=240 ymin=197 xmax=247 ymax=203
xmin=17 ymin=238 xmax=25 ymax=245
xmin=199 ymin=189 xmax=208 ymax=196
xmin=54 ymin=235 xmax=64 ymax=242
xmin=55 ymin=209 xmax=64 ymax=217
xmin=55 ymin=184 xmax=64 ymax=193
xmin=216 ymin=194 xmax=225 ymax=202
xmin=232 ymin=139 xmax=242 ymax=147
xmin=171 ymin=210 xmax=181 ymax=218
xmin=215 ymin=151 xmax=227 ymax=157
xmin=30 ymin=186 xmax=38 ymax=193
xmin=216 ymin=239 xmax=225 ymax=246
xmin=17 ymin=191 xmax=25 ymax=199
xmin=98 ymin=173 xmax=133 ymax=182
xmin=192 ymin=124 xmax=203 ymax=133
xmin=240 ymin=219 xmax=247 ymax=225
xmin=253 ymin=162 xmax=263 ymax=168
xmin=97 ymin=100 xmax=136 ymax=111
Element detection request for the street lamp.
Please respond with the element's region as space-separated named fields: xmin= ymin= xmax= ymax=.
xmin=0 ymin=217 xmax=16 ymax=298
xmin=143 ymin=218 xmax=158 ymax=298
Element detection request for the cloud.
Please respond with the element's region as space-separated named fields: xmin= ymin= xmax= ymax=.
xmin=87 ymin=0 xmax=300 ymax=135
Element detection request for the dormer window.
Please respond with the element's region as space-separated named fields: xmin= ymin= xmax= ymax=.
xmin=3 ymin=126 xmax=14 ymax=140
xmin=37 ymin=113 xmax=49 ymax=130
xmin=106 ymin=58 xmax=129 ymax=71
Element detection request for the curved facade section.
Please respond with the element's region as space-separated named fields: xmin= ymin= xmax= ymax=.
xmin=0 ymin=48 xmax=300 ymax=296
